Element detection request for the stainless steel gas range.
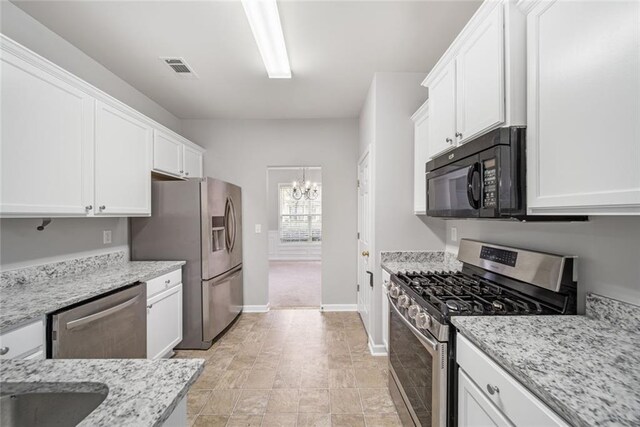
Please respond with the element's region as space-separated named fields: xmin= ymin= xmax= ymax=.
xmin=387 ymin=239 xmax=577 ymax=427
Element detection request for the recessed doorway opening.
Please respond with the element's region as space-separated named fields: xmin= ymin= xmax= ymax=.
xmin=267 ymin=166 xmax=322 ymax=309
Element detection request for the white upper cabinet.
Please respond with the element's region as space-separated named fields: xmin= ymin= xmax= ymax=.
xmin=94 ymin=102 xmax=152 ymax=216
xmin=428 ymin=62 xmax=457 ymax=157
xmin=412 ymin=100 xmax=429 ymax=214
xmin=1 ymin=44 xmax=94 ymax=217
xmin=422 ymin=0 xmax=525 ymax=153
xmin=153 ymin=130 xmax=184 ymax=177
xmin=0 ymin=35 xmax=206 ymax=217
xmin=183 ymin=145 xmax=204 ymax=179
xmin=524 ymin=0 xmax=640 ymax=215
xmin=455 ymin=4 xmax=505 ymax=144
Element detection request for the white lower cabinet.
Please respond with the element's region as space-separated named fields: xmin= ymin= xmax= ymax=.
xmin=0 ymin=319 xmax=45 ymax=360
xmin=457 ymin=334 xmax=568 ymax=427
xmin=147 ymin=271 xmax=183 ymax=359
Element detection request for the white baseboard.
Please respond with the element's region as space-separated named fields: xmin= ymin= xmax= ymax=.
xmin=320 ymin=304 xmax=357 ymax=312
xmin=368 ymin=336 xmax=388 ymax=356
xmin=243 ymin=303 xmax=270 ymax=313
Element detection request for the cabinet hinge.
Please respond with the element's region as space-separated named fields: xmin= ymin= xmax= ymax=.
xmin=357 ymin=284 xmax=360 ymax=292
xmin=357 ymin=179 xmax=360 ymax=188
xmin=357 ymin=232 xmax=360 ymax=239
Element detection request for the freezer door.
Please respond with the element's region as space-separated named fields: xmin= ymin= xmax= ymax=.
xmin=202 ymin=178 xmax=243 ymax=279
xmin=50 ymin=284 xmax=146 ymax=358
xmin=202 ymin=266 xmax=243 ymax=342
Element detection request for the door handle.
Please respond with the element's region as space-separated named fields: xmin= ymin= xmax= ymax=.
xmin=361 ymin=251 xmax=369 ymax=257
xmin=366 ymin=271 xmax=373 ymax=288
xmin=466 ymin=162 xmax=481 ymax=209
xmin=66 ymin=295 xmax=140 ymax=330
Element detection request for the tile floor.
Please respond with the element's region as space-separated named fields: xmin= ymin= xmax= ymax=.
xmin=175 ymin=309 xmax=400 ymax=426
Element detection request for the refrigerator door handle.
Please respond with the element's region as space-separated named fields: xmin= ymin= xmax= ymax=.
xmin=210 ymin=265 xmax=242 ymax=285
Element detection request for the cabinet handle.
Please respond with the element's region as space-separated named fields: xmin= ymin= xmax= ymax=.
xmin=99 ymin=205 xmax=106 ymax=211
xmin=456 ymin=132 xmax=463 ymax=138
xmin=85 ymin=205 xmax=93 ymax=211
xmin=165 ymin=279 xmax=171 ymax=284
xmin=147 ymin=304 xmax=153 ymax=309
xmin=446 ymin=138 xmax=453 ymax=144
xmin=180 ymin=170 xmax=184 ymax=174
xmin=486 ymin=384 xmax=500 ymax=395
xmin=185 ymin=172 xmax=190 ymax=176
xmin=0 ymin=347 xmax=9 ymax=355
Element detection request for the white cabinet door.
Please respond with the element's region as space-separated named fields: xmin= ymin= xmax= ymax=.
xmin=147 ymin=284 xmax=183 ymax=359
xmin=456 ymin=4 xmax=505 ymax=144
xmin=526 ymin=0 xmax=640 ymax=215
xmin=458 ymin=370 xmax=513 ymax=427
xmin=183 ymin=145 xmax=203 ymax=178
xmin=1 ymin=48 xmax=94 ymax=216
xmin=428 ymin=62 xmax=457 ymax=157
xmin=412 ymin=101 xmax=429 ymax=214
xmin=94 ymin=101 xmax=152 ymax=216
xmin=153 ymin=130 xmax=183 ymax=177
xmin=0 ymin=319 xmax=45 ymax=359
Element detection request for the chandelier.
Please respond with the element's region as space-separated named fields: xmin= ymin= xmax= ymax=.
xmin=291 ymin=168 xmax=319 ymax=200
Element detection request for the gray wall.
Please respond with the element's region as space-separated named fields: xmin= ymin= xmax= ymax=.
xmin=359 ymin=73 xmax=447 ymax=345
xmin=446 ymin=217 xmax=640 ymax=312
xmin=0 ymin=2 xmax=181 ymax=271
xmin=267 ymin=168 xmax=322 ymax=230
xmin=181 ymin=119 xmax=359 ymax=307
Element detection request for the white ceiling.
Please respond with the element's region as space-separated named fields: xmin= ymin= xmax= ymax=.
xmin=14 ymin=0 xmax=481 ymax=119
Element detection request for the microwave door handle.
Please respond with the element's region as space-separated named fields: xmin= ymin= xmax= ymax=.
xmin=467 ymin=162 xmax=481 ymax=209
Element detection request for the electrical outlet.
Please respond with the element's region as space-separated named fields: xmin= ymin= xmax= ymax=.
xmin=451 ymin=226 xmax=457 ymax=242
xmin=103 ymin=230 xmax=112 ymax=244
xmin=255 ymin=224 xmax=262 ymax=234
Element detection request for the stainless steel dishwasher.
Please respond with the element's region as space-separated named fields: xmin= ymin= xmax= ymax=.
xmin=48 ymin=283 xmax=146 ymax=358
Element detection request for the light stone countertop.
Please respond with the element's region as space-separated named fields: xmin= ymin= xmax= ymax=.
xmin=451 ymin=294 xmax=640 ymax=427
xmin=0 ymin=358 xmax=204 ymax=427
xmin=380 ymin=251 xmax=462 ymax=275
xmin=0 ymin=259 xmax=185 ymax=332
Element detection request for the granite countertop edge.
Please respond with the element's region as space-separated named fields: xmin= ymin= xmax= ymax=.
xmin=452 ymin=319 xmax=579 ymax=426
xmin=0 ymin=261 xmax=186 ymax=333
xmin=151 ymin=359 xmax=204 ymax=427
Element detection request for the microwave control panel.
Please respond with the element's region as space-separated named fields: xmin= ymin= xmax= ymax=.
xmin=483 ymin=158 xmax=497 ymax=208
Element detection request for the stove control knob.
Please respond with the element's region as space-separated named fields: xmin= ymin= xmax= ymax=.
xmin=408 ymin=303 xmax=421 ymax=319
xmin=389 ymin=284 xmax=400 ymax=299
xmin=415 ymin=312 xmax=432 ymax=329
xmin=398 ymin=294 xmax=411 ymax=308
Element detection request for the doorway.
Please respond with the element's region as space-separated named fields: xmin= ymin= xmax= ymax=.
xmin=267 ymin=167 xmax=322 ymax=308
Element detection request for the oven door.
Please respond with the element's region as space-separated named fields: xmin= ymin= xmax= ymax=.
xmin=426 ymin=154 xmax=482 ymax=218
xmin=389 ymin=297 xmax=448 ymax=427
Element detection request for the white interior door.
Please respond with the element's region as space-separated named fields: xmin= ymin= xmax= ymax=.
xmin=357 ymin=149 xmax=373 ymax=334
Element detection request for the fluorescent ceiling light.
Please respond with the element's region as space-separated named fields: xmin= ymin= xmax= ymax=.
xmin=242 ymin=0 xmax=292 ymax=79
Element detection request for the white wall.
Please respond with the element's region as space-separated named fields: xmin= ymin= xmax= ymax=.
xmin=0 ymin=2 xmax=181 ymax=271
xmin=359 ymin=72 xmax=447 ymax=346
xmin=181 ymin=119 xmax=359 ymax=307
xmin=446 ymin=218 xmax=640 ymax=312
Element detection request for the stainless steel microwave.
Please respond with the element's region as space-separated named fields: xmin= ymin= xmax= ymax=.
xmin=426 ymin=127 xmax=527 ymax=219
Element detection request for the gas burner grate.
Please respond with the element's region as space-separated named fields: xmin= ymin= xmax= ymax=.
xmin=396 ymin=271 xmax=549 ymax=317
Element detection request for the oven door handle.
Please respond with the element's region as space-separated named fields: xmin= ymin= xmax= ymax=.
xmin=389 ymin=296 xmax=439 ymax=351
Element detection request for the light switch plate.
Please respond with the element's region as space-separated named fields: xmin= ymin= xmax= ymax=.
xmin=103 ymin=230 xmax=112 ymax=244
xmin=255 ymin=224 xmax=262 ymax=234
xmin=451 ymin=226 xmax=457 ymax=242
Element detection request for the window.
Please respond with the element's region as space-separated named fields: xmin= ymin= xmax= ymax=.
xmin=279 ymin=184 xmax=322 ymax=243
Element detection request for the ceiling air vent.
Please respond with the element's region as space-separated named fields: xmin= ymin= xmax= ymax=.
xmin=160 ymin=57 xmax=198 ymax=79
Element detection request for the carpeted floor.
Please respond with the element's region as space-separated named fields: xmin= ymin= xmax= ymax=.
xmin=269 ymin=261 xmax=321 ymax=308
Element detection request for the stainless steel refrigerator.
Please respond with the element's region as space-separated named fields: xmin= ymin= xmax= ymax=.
xmin=130 ymin=177 xmax=243 ymax=349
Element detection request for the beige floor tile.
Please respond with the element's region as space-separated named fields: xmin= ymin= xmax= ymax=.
xmin=354 ymin=368 xmax=388 ymax=388
xmin=359 ymin=388 xmax=397 ymax=414
xmin=226 ymin=414 xmax=263 ymax=426
xmin=228 ymin=354 xmax=257 ymax=370
xmin=266 ymin=389 xmax=299 ymax=413
xmin=243 ymin=369 xmax=277 ymax=389
xmin=187 ymin=389 xmax=212 ymax=416
xmin=330 ymin=388 xmax=363 ymax=414
xmin=273 ymin=367 xmax=302 ymax=389
xmin=300 ymin=367 xmax=329 ymax=388
xmin=191 ymin=366 xmax=225 ymax=390
xmin=234 ymin=389 xmax=270 ymax=415
xmin=331 ymin=414 xmax=366 ymax=427
xmin=192 ymin=415 xmax=228 ymax=427
xmin=364 ymin=414 xmax=403 ymax=427
xmin=200 ymin=389 xmax=241 ymax=416
xmin=262 ymin=413 xmax=298 ymax=426
xmin=328 ymin=354 xmax=352 ymax=369
xmin=298 ymin=389 xmax=330 ymax=413
xmin=297 ymin=413 xmax=331 ymax=427
xmin=329 ymin=369 xmax=357 ymax=388
xmin=206 ymin=354 xmax=234 ymax=371
xmin=253 ymin=355 xmax=281 ymax=370
xmin=214 ymin=369 xmax=250 ymax=389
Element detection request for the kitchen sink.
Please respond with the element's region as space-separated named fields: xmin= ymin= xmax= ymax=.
xmin=0 ymin=382 xmax=108 ymax=427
